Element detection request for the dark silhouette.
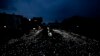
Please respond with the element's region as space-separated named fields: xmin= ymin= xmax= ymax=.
xmin=61 ymin=16 xmax=100 ymax=40
xmin=0 ymin=13 xmax=100 ymax=45
xmin=0 ymin=13 xmax=30 ymax=44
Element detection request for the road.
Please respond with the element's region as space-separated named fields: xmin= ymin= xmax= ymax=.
xmin=0 ymin=27 xmax=100 ymax=56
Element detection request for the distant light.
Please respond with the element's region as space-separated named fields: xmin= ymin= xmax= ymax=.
xmin=33 ymin=28 xmax=36 ymax=30
xmin=4 ymin=26 xmax=7 ymax=28
xmin=48 ymin=32 xmax=52 ymax=37
xmin=76 ymin=25 xmax=79 ymax=28
xmin=38 ymin=26 xmax=41 ymax=30
xmin=34 ymin=20 xmax=37 ymax=22
xmin=29 ymin=19 xmax=31 ymax=21
xmin=47 ymin=27 xmax=49 ymax=30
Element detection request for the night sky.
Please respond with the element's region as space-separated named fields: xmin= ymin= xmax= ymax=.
xmin=0 ymin=0 xmax=99 ymax=23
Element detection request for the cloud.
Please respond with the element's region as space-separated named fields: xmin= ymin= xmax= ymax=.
xmin=0 ymin=0 xmax=99 ymax=22
xmin=0 ymin=0 xmax=17 ymax=12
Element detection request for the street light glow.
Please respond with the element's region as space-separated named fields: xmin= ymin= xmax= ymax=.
xmin=29 ymin=19 xmax=31 ymax=21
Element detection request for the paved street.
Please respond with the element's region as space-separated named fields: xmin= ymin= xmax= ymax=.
xmin=0 ymin=28 xmax=100 ymax=56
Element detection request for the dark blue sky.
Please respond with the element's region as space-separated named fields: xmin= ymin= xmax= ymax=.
xmin=0 ymin=0 xmax=99 ymax=23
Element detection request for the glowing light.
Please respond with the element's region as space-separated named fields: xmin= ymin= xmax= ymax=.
xmin=48 ymin=32 xmax=52 ymax=37
xmin=33 ymin=28 xmax=36 ymax=30
xmin=29 ymin=19 xmax=31 ymax=21
xmin=4 ymin=26 xmax=7 ymax=28
xmin=76 ymin=25 xmax=79 ymax=28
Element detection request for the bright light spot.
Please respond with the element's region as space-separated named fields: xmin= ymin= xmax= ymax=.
xmin=48 ymin=32 xmax=52 ymax=37
xmin=29 ymin=19 xmax=31 ymax=21
xmin=4 ymin=26 xmax=6 ymax=28
xmin=33 ymin=28 xmax=36 ymax=30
